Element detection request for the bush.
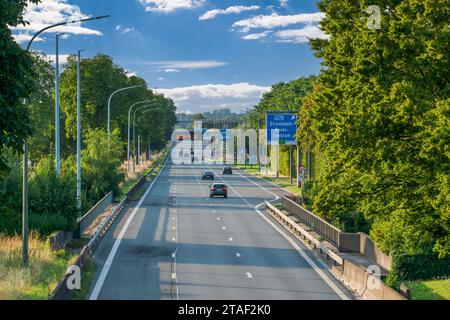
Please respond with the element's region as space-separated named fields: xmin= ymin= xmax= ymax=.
xmin=387 ymin=253 xmax=450 ymax=287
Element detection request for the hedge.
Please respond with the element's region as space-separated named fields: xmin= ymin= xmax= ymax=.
xmin=388 ymin=253 xmax=450 ymax=286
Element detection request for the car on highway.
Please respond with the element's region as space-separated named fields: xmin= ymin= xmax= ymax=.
xmin=210 ymin=183 xmax=228 ymax=198
xmin=202 ymin=170 xmax=215 ymax=180
xmin=222 ymin=166 xmax=233 ymax=175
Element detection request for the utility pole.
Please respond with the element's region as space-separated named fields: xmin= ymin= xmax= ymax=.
xmin=76 ymin=49 xmax=85 ymax=218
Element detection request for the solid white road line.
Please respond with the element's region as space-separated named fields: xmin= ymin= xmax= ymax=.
xmin=207 ymin=165 xmax=350 ymax=301
xmin=89 ymin=157 xmax=169 ymax=300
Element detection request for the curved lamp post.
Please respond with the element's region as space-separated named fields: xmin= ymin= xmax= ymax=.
xmin=107 ymin=84 xmax=146 ymax=143
xmin=132 ymin=105 xmax=161 ymax=171
xmin=23 ymin=14 xmax=110 ymax=267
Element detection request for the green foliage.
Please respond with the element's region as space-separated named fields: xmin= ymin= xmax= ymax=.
xmin=0 ymin=151 xmax=22 ymax=232
xmin=28 ymin=53 xmax=56 ymax=162
xmin=0 ymin=0 xmax=40 ymax=175
xmin=298 ymin=0 xmax=450 ymax=258
xmin=65 ymin=128 xmax=125 ymax=211
xmin=387 ymin=253 xmax=450 ymax=287
xmin=29 ymin=156 xmax=77 ymax=233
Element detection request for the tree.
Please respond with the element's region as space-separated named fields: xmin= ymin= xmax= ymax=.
xmin=299 ymin=0 xmax=449 ymax=257
xmin=28 ymin=53 xmax=56 ymax=162
xmin=0 ymin=0 xmax=40 ymax=175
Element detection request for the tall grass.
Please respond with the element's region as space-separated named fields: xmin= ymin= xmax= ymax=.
xmin=0 ymin=232 xmax=75 ymax=300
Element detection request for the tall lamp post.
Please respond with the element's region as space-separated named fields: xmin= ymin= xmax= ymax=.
xmin=76 ymin=49 xmax=86 ymax=218
xmin=131 ymin=104 xmax=161 ymax=174
xmin=127 ymin=100 xmax=152 ymax=174
xmin=55 ymin=33 xmax=66 ymax=176
xmin=107 ymin=85 xmax=146 ymax=143
xmin=22 ymin=15 xmax=110 ymax=267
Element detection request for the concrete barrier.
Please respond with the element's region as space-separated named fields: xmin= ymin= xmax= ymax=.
xmin=359 ymin=232 xmax=392 ymax=271
xmin=78 ymin=192 xmax=114 ymax=237
xmin=342 ymin=261 xmax=407 ymax=300
xmin=342 ymin=261 xmax=367 ymax=295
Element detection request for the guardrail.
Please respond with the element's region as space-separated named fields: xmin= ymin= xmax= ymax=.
xmin=266 ymin=201 xmax=344 ymax=266
xmin=77 ymin=191 xmax=114 ymax=238
xmin=50 ymin=148 xmax=170 ymax=300
xmin=282 ymin=196 xmax=341 ymax=247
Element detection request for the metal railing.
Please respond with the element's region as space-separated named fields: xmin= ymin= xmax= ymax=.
xmin=282 ymin=196 xmax=341 ymax=246
xmin=78 ymin=191 xmax=114 ymax=237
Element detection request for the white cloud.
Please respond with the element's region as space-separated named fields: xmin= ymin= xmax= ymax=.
xmin=233 ymin=12 xmax=325 ymax=32
xmin=151 ymin=60 xmax=228 ymax=71
xmin=45 ymin=54 xmax=71 ymax=65
xmin=280 ymin=0 xmax=289 ymax=8
xmin=199 ymin=5 xmax=260 ymax=21
xmin=12 ymin=0 xmax=102 ymax=43
xmin=115 ymin=25 xmax=137 ymax=34
xmin=158 ymin=77 xmax=165 ymax=81
xmin=158 ymin=82 xmax=270 ymax=113
xmin=164 ymin=68 xmax=180 ymax=73
xmin=242 ymin=31 xmax=271 ymax=40
xmin=275 ymin=26 xmax=329 ymax=43
xmin=139 ymin=0 xmax=206 ymax=13
xmin=13 ymin=33 xmax=44 ymax=44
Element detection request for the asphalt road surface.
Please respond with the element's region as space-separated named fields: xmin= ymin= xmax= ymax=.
xmin=88 ymin=159 xmax=351 ymax=300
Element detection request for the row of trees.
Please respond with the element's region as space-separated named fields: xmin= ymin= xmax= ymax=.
xmin=0 ymin=1 xmax=177 ymax=236
xmin=244 ymin=0 xmax=449 ymax=276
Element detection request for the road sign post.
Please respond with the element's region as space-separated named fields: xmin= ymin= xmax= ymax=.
xmin=266 ymin=111 xmax=298 ymax=181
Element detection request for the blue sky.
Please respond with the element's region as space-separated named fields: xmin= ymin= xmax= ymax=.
xmin=13 ymin=0 xmax=325 ymax=114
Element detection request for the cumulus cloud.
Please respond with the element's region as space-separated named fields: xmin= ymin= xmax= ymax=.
xmin=44 ymin=54 xmax=71 ymax=65
xmin=139 ymin=0 xmax=206 ymax=13
xmin=12 ymin=0 xmax=103 ymax=41
xmin=275 ymin=26 xmax=330 ymax=43
xmin=199 ymin=5 xmax=260 ymax=21
xmin=157 ymin=82 xmax=270 ymax=113
xmin=13 ymin=33 xmax=44 ymax=44
xmin=232 ymin=12 xmax=325 ymax=32
xmin=242 ymin=31 xmax=271 ymax=40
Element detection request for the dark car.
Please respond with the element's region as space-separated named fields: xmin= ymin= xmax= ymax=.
xmin=223 ymin=166 xmax=233 ymax=175
xmin=210 ymin=183 xmax=228 ymax=198
xmin=202 ymin=171 xmax=215 ymax=180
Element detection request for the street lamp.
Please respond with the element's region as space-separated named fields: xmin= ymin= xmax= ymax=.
xmin=22 ymin=14 xmax=110 ymax=267
xmin=107 ymin=84 xmax=146 ymax=143
xmin=127 ymin=100 xmax=153 ymax=174
xmin=55 ymin=33 xmax=66 ymax=176
xmin=132 ymin=105 xmax=161 ymax=171
xmin=76 ymin=49 xmax=86 ymax=218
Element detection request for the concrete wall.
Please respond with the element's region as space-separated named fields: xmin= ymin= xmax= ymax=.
xmin=359 ymin=233 xmax=392 ymax=271
xmin=78 ymin=191 xmax=114 ymax=237
xmin=338 ymin=233 xmax=361 ymax=252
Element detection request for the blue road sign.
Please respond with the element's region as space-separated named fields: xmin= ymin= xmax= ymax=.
xmin=266 ymin=112 xmax=298 ymax=145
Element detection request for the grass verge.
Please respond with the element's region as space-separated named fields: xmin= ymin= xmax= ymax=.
xmin=0 ymin=232 xmax=77 ymax=300
xmin=406 ymin=279 xmax=450 ymax=300
xmin=237 ymin=165 xmax=301 ymax=195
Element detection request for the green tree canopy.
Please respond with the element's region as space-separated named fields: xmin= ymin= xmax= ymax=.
xmin=0 ymin=0 xmax=40 ymax=175
xmin=299 ymin=0 xmax=449 ymax=257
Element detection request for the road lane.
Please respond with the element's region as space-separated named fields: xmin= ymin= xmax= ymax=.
xmin=89 ymin=160 xmax=350 ymax=300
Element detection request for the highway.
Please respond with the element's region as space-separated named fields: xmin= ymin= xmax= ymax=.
xmin=88 ymin=159 xmax=351 ymax=300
